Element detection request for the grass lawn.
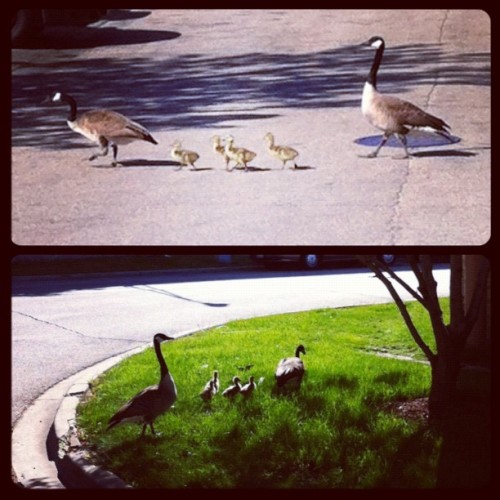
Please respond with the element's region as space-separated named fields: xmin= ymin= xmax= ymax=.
xmin=77 ymin=300 xmax=447 ymax=488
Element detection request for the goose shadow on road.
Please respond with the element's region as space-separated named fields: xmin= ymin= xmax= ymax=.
xmin=89 ymin=159 xmax=180 ymax=169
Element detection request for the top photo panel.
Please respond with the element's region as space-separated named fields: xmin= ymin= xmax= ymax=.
xmin=11 ymin=9 xmax=490 ymax=246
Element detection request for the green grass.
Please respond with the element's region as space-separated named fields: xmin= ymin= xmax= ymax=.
xmin=77 ymin=300 xmax=447 ymax=488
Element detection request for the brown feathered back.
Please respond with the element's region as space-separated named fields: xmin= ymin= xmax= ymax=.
xmin=275 ymin=345 xmax=306 ymax=388
xmin=77 ymin=109 xmax=158 ymax=144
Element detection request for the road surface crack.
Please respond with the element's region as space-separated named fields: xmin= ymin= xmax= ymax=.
xmin=390 ymin=10 xmax=450 ymax=244
xmin=12 ymin=310 xmax=143 ymax=343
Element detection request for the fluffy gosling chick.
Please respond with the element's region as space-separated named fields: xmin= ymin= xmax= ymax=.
xmin=224 ymin=136 xmax=257 ymax=172
xmin=200 ymin=380 xmax=215 ymax=401
xmin=211 ymin=135 xmax=230 ymax=170
xmin=239 ymin=376 xmax=257 ymax=398
xmin=222 ymin=376 xmax=242 ymax=398
xmin=171 ymin=141 xmax=200 ymax=170
xmin=264 ymin=132 xmax=299 ymax=169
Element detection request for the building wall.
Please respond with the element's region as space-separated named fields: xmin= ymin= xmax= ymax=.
xmin=463 ymin=255 xmax=491 ymax=366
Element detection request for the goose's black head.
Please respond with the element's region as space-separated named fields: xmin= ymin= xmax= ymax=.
xmin=154 ymin=333 xmax=175 ymax=343
xmin=42 ymin=91 xmax=68 ymax=105
xmin=296 ymin=344 xmax=306 ymax=357
xmin=362 ymin=36 xmax=385 ymax=49
xmin=42 ymin=91 xmax=78 ymax=121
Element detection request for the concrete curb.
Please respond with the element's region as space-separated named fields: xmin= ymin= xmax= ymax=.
xmin=12 ymin=345 xmax=148 ymax=488
xmin=54 ymin=384 xmax=131 ymax=488
xmin=12 ymin=324 xmax=225 ymax=489
xmin=60 ymin=451 xmax=131 ymax=489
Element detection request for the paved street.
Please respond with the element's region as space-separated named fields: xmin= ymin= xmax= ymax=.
xmin=11 ymin=265 xmax=451 ymax=425
xmin=11 ymin=10 xmax=490 ymax=245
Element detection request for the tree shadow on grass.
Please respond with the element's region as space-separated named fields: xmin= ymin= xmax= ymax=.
xmin=323 ymin=373 xmax=359 ymax=391
xmin=375 ymin=426 xmax=439 ymax=488
xmin=374 ymin=371 xmax=410 ymax=385
xmin=100 ymin=433 xmax=167 ymax=486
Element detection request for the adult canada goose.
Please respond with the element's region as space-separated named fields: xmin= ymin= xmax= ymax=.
xmin=107 ymin=333 xmax=177 ymax=437
xmin=44 ymin=91 xmax=158 ymax=166
xmin=221 ymin=376 xmax=242 ymax=398
xmin=211 ymin=135 xmax=230 ymax=170
xmin=170 ymin=141 xmax=200 ymax=170
xmin=275 ymin=344 xmax=306 ymax=389
xmin=239 ymin=376 xmax=256 ymax=398
xmin=224 ymin=136 xmax=257 ymax=172
xmin=361 ymin=36 xmax=452 ymax=158
xmin=264 ymin=133 xmax=299 ymax=169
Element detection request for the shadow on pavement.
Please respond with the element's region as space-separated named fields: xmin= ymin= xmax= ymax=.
xmin=12 ymin=42 xmax=490 ymax=149
xmin=89 ymin=159 xmax=179 ymax=169
xmin=11 ymin=264 xmax=384 ymax=297
xmin=411 ymin=150 xmax=477 ymax=158
xmin=106 ymin=9 xmax=152 ymax=22
xmin=15 ymin=25 xmax=180 ymax=50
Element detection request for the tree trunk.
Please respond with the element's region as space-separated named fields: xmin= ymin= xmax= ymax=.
xmin=428 ymin=347 xmax=462 ymax=424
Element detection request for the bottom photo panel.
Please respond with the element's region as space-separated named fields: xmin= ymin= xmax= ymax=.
xmin=11 ymin=254 xmax=491 ymax=489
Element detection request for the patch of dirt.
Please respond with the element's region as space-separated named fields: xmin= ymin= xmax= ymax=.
xmin=386 ymin=397 xmax=429 ymax=422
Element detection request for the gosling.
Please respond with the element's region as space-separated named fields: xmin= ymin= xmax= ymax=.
xmin=222 ymin=376 xmax=242 ymax=398
xmin=239 ymin=376 xmax=256 ymax=398
xmin=201 ymin=370 xmax=219 ymax=397
xmin=211 ymin=135 xmax=230 ymax=170
xmin=224 ymin=136 xmax=257 ymax=172
xmin=170 ymin=141 xmax=200 ymax=171
xmin=200 ymin=380 xmax=215 ymax=401
xmin=264 ymin=132 xmax=299 ymax=169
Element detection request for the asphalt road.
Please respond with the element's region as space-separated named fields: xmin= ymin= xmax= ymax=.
xmin=11 ymin=265 xmax=451 ymax=426
xmin=11 ymin=9 xmax=490 ymax=245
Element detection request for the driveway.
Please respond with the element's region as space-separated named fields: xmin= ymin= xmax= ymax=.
xmin=11 ymin=10 xmax=490 ymax=245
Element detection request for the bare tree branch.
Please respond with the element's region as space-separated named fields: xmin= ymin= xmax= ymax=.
xmin=357 ymin=256 xmax=436 ymax=362
xmin=357 ymin=254 xmax=489 ymax=423
xmin=420 ymin=256 xmax=444 ymax=319
xmin=359 ymin=255 xmax=426 ymax=306
xmin=407 ymin=255 xmax=429 ymax=301
xmin=419 ymin=256 xmax=450 ymax=354
xmin=380 ymin=258 xmax=427 ymax=307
